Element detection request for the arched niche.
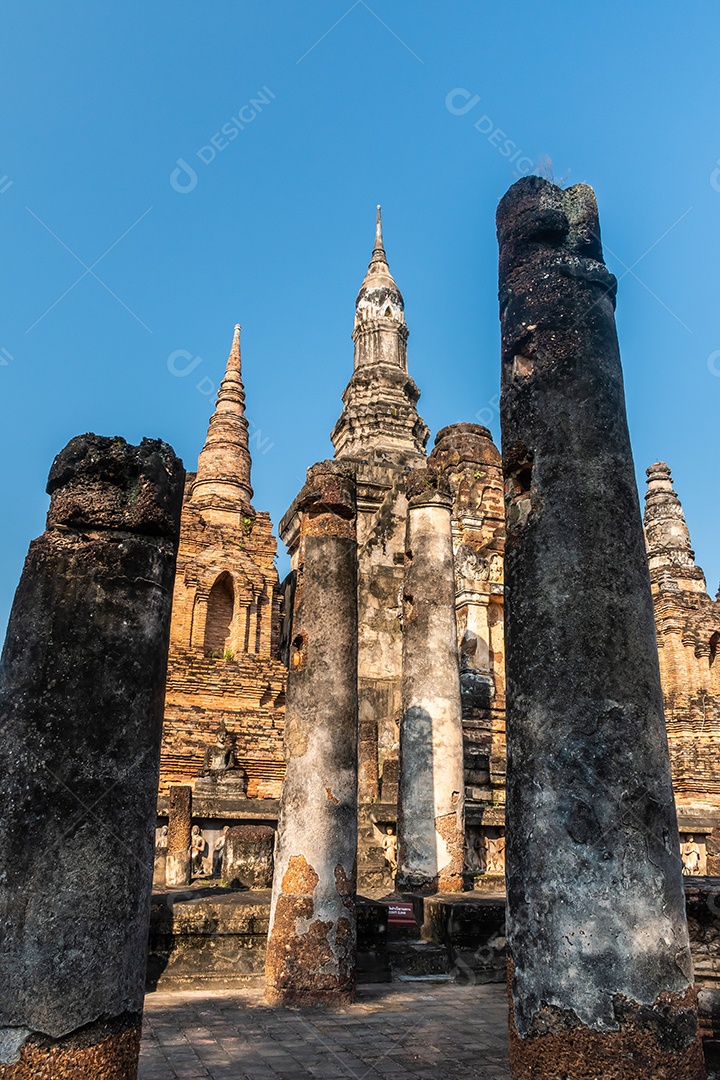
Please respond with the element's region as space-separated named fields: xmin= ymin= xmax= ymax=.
xmin=204 ymin=572 xmax=234 ymax=656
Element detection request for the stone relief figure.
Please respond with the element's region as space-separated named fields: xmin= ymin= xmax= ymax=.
xmin=382 ymin=826 xmax=397 ymax=873
xmin=197 ymin=720 xmax=248 ymax=794
xmin=213 ymin=826 xmax=230 ymax=876
xmin=465 ymin=828 xmax=486 ymax=873
xmin=191 ymin=825 xmax=206 ymax=876
xmin=454 ymin=545 xmax=483 ymax=590
xmin=681 ymin=835 xmax=702 ymax=876
xmin=485 ymin=830 xmax=506 ymax=875
xmin=487 ymin=552 xmax=503 ymax=583
xmin=155 ymin=824 xmax=168 ymax=852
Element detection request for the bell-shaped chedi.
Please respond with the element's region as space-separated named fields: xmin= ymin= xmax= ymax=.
xmin=331 ymin=207 xmax=429 ymax=467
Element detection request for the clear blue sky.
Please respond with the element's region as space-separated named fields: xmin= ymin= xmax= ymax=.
xmin=1 ymin=3 xmax=719 ymax=635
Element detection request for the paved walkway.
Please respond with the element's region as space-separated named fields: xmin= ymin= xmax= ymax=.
xmin=140 ymin=982 xmax=512 ymax=1080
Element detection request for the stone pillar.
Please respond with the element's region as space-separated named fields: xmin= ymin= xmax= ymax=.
xmin=0 ymin=434 xmax=184 ymax=1079
xmin=396 ymin=468 xmax=465 ymax=894
xmin=497 ymin=177 xmax=704 ymax=1078
xmin=265 ymin=461 xmax=358 ymax=1006
xmin=165 ymin=785 xmax=192 ymax=887
xmin=358 ymin=697 xmax=380 ymax=803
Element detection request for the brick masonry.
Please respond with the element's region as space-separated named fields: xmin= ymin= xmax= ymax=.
xmin=158 ymin=328 xmax=287 ymax=802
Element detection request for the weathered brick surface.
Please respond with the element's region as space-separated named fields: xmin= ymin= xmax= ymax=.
xmin=644 ymin=462 xmax=720 ymax=866
xmin=158 ymin=329 xmax=287 ymax=801
xmin=160 ymin=479 xmax=287 ymax=798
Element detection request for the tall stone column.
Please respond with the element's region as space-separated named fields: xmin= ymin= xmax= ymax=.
xmin=0 ymin=434 xmax=184 ymax=1079
xmin=165 ymin=785 xmax=192 ymax=887
xmin=265 ymin=461 xmax=358 ymax=1006
xmin=497 ymin=178 xmax=704 ymax=1078
xmin=396 ymin=468 xmax=465 ymax=894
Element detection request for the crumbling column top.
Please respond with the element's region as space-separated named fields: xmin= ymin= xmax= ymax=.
xmin=46 ymin=433 xmax=185 ymax=536
xmin=432 ymin=423 xmax=501 ymax=467
xmin=496 ymin=177 xmax=616 ymax=310
xmin=405 ymin=465 xmax=453 ymax=509
xmin=297 ymin=459 xmax=357 ymax=519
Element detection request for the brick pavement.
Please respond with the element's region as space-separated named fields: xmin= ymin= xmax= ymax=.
xmin=139 ymin=982 xmax=512 ymax=1080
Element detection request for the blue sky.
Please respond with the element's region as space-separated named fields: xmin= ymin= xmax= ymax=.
xmin=1 ymin=3 xmax=719 ymax=634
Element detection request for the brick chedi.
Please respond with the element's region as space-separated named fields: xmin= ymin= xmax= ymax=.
xmin=644 ymin=462 xmax=720 ymax=871
xmin=160 ymin=326 xmax=287 ymax=798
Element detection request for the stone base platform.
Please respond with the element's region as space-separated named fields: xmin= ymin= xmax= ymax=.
xmin=146 ymin=879 xmax=720 ymax=992
xmin=147 ymin=886 xmax=271 ymax=991
xmin=146 ymin=886 xmax=508 ymax=992
xmin=145 ymin=879 xmax=720 ymax=1074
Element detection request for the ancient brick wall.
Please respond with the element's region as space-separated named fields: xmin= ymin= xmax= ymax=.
xmin=644 ymin=463 xmax=720 ymax=828
xmin=159 ymin=475 xmax=287 ymax=798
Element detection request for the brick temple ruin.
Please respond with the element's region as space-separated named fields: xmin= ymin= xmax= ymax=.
xmin=155 ymin=206 xmax=720 ymax=892
xmin=4 ymin=184 xmax=720 ymax=1078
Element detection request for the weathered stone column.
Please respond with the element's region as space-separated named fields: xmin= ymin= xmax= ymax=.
xmin=265 ymin=461 xmax=358 ymax=1006
xmin=165 ymin=784 xmax=192 ymax=887
xmin=0 ymin=434 xmax=184 ymax=1078
xmin=396 ymin=467 xmax=465 ymax=894
xmin=498 ymin=177 xmax=704 ymax=1078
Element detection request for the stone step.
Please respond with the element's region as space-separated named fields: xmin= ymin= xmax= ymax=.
xmin=387 ymin=942 xmax=451 ymax=978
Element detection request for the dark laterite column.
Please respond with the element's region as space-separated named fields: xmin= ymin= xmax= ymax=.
xmin=0 ymin=434 xmax=184 ymax=1079
xmin=165 ymin=785 xmax=192 ymax=888
xmin=265 ymin=461 xmax=358 ymax=1006
xmin=497 ymin=177 xmax=704 ymax=1079
xmin=396 ymin=468 xmax=465 ymax=894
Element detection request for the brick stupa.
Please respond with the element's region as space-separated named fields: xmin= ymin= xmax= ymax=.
xmin=159 ymin=326 xmax=287 ymax=798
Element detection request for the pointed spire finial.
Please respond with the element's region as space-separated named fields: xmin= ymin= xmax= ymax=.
xmin=371 ymin=204 xmax=386 ymax=263
xmin=228 ymin=323 xmax=242 ymax=373
xmin=192 ymin=324 xmax=253 ymax=509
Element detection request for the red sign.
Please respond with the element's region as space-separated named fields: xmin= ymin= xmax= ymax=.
xmin=386 ymin=902 xmax=417 ymax=925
